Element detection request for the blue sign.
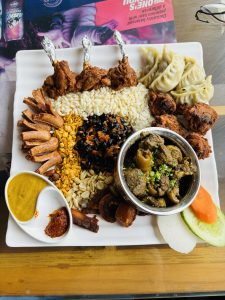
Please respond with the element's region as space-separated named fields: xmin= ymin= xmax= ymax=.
xmin=24 ymin=0 xmax=105 ymax=20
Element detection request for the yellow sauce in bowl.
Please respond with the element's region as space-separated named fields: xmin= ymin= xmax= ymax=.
xmin=7 ymin=173 xmax=48 ymax=222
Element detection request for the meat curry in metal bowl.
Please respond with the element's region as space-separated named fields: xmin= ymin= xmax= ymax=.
xmin=115 ymin=128 xmax=201 ymax=215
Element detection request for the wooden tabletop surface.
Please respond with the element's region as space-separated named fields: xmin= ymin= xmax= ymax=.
xmin=1 ymin=0 xmax=225 ymax=297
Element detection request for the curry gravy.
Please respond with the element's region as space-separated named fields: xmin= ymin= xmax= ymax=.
xmin=7 ymin=173 xmax=48 ymax=222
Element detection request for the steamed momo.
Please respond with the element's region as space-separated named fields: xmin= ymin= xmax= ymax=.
xmin=176 ymin=57 xmax=206 ymax=89
xmin=139 ymin=47 xmax=161 ymax=87
xmin=171 ymin=76 xmax=214 ymax=105
xmin=150 ymin=50 xmax=185 ymax=93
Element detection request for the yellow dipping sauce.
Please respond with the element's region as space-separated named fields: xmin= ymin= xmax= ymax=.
xmin=7 ymin=173 xmax=48 ymax=222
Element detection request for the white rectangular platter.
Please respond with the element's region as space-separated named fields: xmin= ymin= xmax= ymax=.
xmin=6 ymin=42 xmax=219 ymax=247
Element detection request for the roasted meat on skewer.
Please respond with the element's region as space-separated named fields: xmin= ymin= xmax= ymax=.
xmin=108 ymin=31 xmax=137 ymax=90
xmin=43 ymin=60 xmax=77 ymax=99
xmin=76 ymin=62 xmax=111 ymax=91
xmin=75 ymin=36 xmax=111 ymax=91
xmin=108 ymin=56 xmax=137 ymax=90
xmin=41 ymin=37 xmax=77 ymax=99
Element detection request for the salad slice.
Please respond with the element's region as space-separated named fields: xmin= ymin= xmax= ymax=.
xmin=182 ymin=207 xmax=225 ymax=247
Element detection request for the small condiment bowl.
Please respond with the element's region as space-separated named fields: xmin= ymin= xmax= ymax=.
xmin=115 ymin=128 xmax=201 ymax=215
xmin=5 ymin=171 xmax=72 ymax=244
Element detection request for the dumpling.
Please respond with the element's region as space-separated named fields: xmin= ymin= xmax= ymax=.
xmin=176 ymin=57 xmax=206 ymax=89
xmin=171 ymin=76 xmax=214 ymax=105
xmin=153 ymin=45 xmax=173 ymax=79
xmin=139 ymin=47 xmax=161 ymax=87
xmin=150 ymin=51 xmax=185 ymax=93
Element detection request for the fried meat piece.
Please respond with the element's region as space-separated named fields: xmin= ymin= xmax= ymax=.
xmin=152 ymin=114 xmax=187 ymax=137
xmin=182 ymin=103 xmax=218 ymax=135
xmin=108 ymin=56 xmax=137 ymax=90
xmin=76 ymin=63 xmax=111 ymax=91
xmin=115 ymin=202 xmax=137 ymax=227
xmin=149 ymin=91 xmax=176 ymax=116
xmin=186 ymin=132 xmax=212 ymax=159
xmin=43 ymin=60 xmax=77 ymax=99
xmin=176 ymin=103 xmax=190 ymax=115
xmin=71 ymin=208 xmax=99 ymax=233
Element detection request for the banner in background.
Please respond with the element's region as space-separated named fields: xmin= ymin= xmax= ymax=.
xmin=0 ymin=0 xmax=176 ymax=81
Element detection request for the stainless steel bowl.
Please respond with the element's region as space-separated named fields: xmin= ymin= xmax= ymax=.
xmin=115 ymin=127 xmax=201 ymax=215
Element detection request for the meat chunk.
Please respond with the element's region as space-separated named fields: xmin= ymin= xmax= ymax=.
xmin=156 ymin=145 xmax=174 ymax=167
xmin=144 ymin=196 xmax=167 ymax=208
xmin=149 ymin=91 xmax=176 ymax=116
xmin=124 ymin=168 xmax=146 ymax=197
xmin=108 ymin=56 xmax=138 ymax=90
xmin=152 ymin=114 xmax=187 ymax=137
xmin=182 ymin=103 xmax=218 ymax=135
xmin=43 ymin=60 xmax=77 ymax=99
xmin=71 ymin=208 xmax=99 ymax=233
xmin=186 ymin=132 xmax=212 ymax=159
xmin=139 ymin=133 xmax=164 ymax=150
xmin=76 ymin=63 xmax=111 ymax=91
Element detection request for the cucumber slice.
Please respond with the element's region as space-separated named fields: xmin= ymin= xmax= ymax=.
xmin=182 ymin=207 xmax=225 ymax=247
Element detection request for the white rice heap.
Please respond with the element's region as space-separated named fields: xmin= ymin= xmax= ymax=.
xmin=53 ymin=83 xmax=153 ymax=131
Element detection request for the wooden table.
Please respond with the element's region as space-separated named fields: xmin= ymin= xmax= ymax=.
xmin=1 ymin=0 xmax=225 ymax=297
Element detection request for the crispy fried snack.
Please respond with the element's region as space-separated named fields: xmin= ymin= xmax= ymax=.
xmin=18 ymin=119 xmax=51 ymax=132
xmin=149 ymin=91 xmax=176 ymax=116
xmin=21 ymin=130 xmax=51 ymax=142
xmin=152 ymin=114 xmax=187 ymax=137
xmin=33 ymin=113 xmax=64 ymax=129
xmin=29 ymin=137 xmax=58 ymax=156
xmin=35 ymin=152 xmax=62 ymax=175
xmin=182 ymin=103 xmax=218 ymax=135
xmin=186 ymin=132 xmax=212 ymax=159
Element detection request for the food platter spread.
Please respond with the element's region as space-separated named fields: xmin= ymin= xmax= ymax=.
xmin=6 ymin=42 xmax=219 ymax=247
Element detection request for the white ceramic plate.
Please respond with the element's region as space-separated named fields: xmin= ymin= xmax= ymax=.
xmin=6 ymin=42 xmax=219 ymax=247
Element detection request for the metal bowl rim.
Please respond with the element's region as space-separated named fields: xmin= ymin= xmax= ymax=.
xmin=117 ymin=127 xmax=201 ymax=215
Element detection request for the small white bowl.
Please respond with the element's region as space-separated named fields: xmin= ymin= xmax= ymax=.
xmin=5 ymin=171 xmax=72 ymax=244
